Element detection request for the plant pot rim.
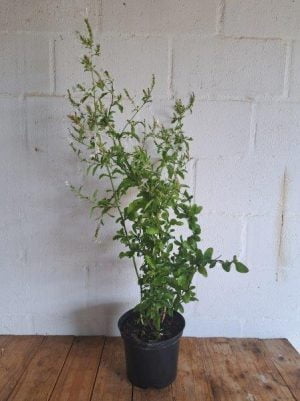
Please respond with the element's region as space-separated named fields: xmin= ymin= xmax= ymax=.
xmin=118 ymin=308 xmax=185 ymax=350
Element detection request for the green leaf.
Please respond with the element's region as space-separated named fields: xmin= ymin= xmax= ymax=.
xmin=182 ymin=293 xmax=191 ymax=303
xmin=166 ymin=243 xmax=173 ymax=253
xmin=222 ymin=261 xmax=231 ymax=272
xmin=234 ymin=261 xmax=249 ymax=273
xmin=146 ymin=226 xmax=159 ymax=235
xmin=204 ymin=247 xmax=213 ymax=260
xmin=177 ymin=304 xmax=184 ymax=313
xmin=125 ymin=198 xmax=144 ymax=220
xmin=170 ymin=219 xmax=184 ymax=226
xmin=145 ymin=255 xmax=156 ymax=268
xmin=191 ymin=204 xmax=202 ymax=215
xmin=198 ymin=265 xmax=208 ymax=277
xmin=177 ymin=275 xmax=188 ymax=288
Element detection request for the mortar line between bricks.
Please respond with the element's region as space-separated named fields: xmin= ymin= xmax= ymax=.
xmin=192 ymin=158 xmax=199 ymax=200
xmin=249 ymin=102 xmax=257 ymax=153
xmin=19 ymin=94 xmax=29 ymax=153
xmin=23 ymin=96 xmax=29 ymax=152
xmin=0 ymin=30 xmax=297 ymax=42
xmin=98 ymin=0 xmax=103 ymax=32
xmin=239 ymin=215 xmax=248 ymax=262
xmin=24 ymin=93 xmax=65 ymax=98
xmin=49 ymin=38 xmax=56 ymax=95
xmin=218 ymin=34 xmax=294 ymax=41
xmin=167 ymin=35 xmax=174 ymax=100
xmin=3 ymin=94 xmax=300 ymax=104
xmin=216 ymin=0 xmax=225 ymax=35
xmin=283 ymin=40 xmax=293 ymax=99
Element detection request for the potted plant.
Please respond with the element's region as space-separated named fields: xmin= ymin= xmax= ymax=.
xmin=68 ymin=20 xmax=249 ymax=389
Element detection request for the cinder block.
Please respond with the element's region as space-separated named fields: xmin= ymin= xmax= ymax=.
xmin=197 ymin=214 xmax=242 ymax=260
xmin=173 ymin=37 xmax=286 ymax=98
xmin=25 ymin=97 xmax=71 ymax=179
xmin=242 ymin=265 xmax=300 ymax=321
xmin=184 ymin=100 xmax=251 ymax=158
xmin=245 ymin=215 xmax=280 ymax=270
xmin=0 ymin=33 xmax=50 ymax=94
xmin=192 ymin=267 xmax=251 ymax=320
xmin=148 ymin=98 xmax=251 ymax=158
xmin=193 ymin=266 xmax=299 ymax=323
xmin=0 ymin=97 xmax=27 ymax=240
xmin=102 ymin=0 xmax=216 ymax=34
xmin=194 ymin=155 xmax=283 ymax=215
xmin=224 ymin=0 xmax=300 ymax=39
xmin=0 ymin=98 xmax=34 ymax=318
xmin=290 ymin=41 xmax=300 ymax=98
xmin=0 ymin=0 xmax=99 ymax=32
xmin=255 ymin=102 xmax=300 ymax=157
xmin=0 ymin=35 xmax=20 ymax=94
xmin=55 ymin=34 xmax=168 ymax=98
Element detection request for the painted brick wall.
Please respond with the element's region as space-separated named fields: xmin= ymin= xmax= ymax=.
xmin=0 ymin=0 xmax=299 ymax=350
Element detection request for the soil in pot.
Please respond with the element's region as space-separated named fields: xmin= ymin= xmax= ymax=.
xmin=121 ymin=310 xmax=184 ymax=342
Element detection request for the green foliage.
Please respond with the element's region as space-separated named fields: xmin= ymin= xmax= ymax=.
xmin=68 ymin=19 xmax=249 ymax=340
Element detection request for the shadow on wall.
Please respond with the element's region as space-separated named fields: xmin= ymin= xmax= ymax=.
xmin=71 ymin=302 xmax=127 ymax=336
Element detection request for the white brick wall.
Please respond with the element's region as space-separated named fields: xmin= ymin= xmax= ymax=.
xmin=0 ymin=1 xmax=299 ymax=350
xmin=224 ymin=0 xmax=300 ymax=39
xmin=0 ymin=0 xmax=100 ymax=32
xmin=184 ymin=100 xmax=252 ymax=158
xmin=0 ymin=33 xmax=51 ymax=94
xmin=55 ymin=34 xmax=169 ymax=97
xmin=173 ymin=37 xmax=286 ymax=98
xmin=102 ymin=0 xmax=216 ymax=34
xmin=290 ymin=41 xmax=300 ymax=98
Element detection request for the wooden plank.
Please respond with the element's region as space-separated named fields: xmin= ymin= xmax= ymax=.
xmin=197 ymin=338 xmax=246 ymax=401
xmin=171 ymin=337 xmax=214 ymax=401
xmin=49 ymin=336 xmax=105 ymax=401
xmin=264 ymin=338 xmax=300 ymax=400
xmin=0 ymin=335 xmax=13 ymax=347
xmin=133 ymin=386 xmax=172 ymax=401
xmin=0 ymin=335 xmax=44 ymax=401
xmin=229 ymin=338 xmax=297 ymax=401
xmin=1 ymin=336 xmax=298 ymax=401
xmin=7 ymin=336 xmax=73 ymax=401
xmin=196 ymin=338 xmax=297 ymax=401
xmin=91 ymin=337 xmax=132 ymax=401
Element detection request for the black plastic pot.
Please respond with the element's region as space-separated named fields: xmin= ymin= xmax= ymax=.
xmin=118 ymin=309 xmax=185 ymax=389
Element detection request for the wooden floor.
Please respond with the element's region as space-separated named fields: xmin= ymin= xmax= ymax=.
xmin=0 ymin=336 xmax=299 ymax=401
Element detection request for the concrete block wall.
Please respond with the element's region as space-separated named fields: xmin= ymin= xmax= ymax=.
xmin=0 ymin=0 xmax=299 ymax=350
